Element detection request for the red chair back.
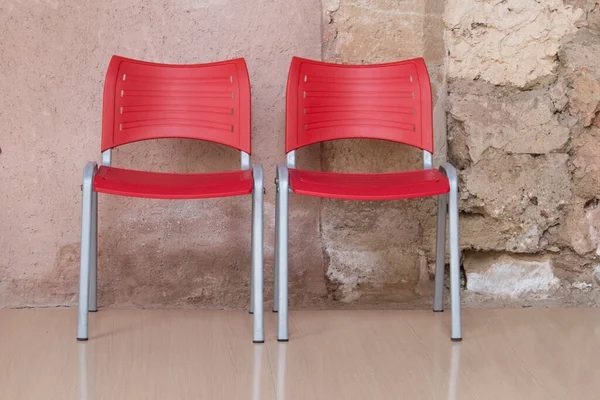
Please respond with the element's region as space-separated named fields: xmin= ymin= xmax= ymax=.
xmin=285 ymin=57 xmax=433 ymax=153
xmin=101 ymin=56 xmax=251 ymax=153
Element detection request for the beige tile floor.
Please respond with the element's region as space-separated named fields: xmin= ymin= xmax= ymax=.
xmin=0 ymin=308 xmax=598 ymax=399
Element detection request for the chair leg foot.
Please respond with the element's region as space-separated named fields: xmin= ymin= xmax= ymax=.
xmin=277 ymin=339 xmax=289 ymax=343
xmin=451 ymin=337 xmax=463 ymax=342
xmin=77 ymin=338 xmax=88 ymax=342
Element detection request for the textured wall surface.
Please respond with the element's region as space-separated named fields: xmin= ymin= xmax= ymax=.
xmin=446 ymin=0 xmax=600 ymax=305
xmin=3 ymin=0 xmax=599 ymax=310
xmin=319 ymin=0 xmax=447 ymax=304
xmin=0 ymin=0 xmax=325 ymax=308
xmin=445 ymin=0 xmax=582 ymax=87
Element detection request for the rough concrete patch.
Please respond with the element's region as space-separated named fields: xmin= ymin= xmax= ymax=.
xmin=460 ymin=151 xmax=571 ymax=253
xmin=325 ymin=247 xmax=420 ymax=303
xmin=444 ymin=0 xmax=582 ymax=87
xmin=465 ymin=254 xmax=560 ymax=298
xmin=594 ymin=264 xmax=600 ymax=285
xmin=560 ymin=29 xmax=600 ymax=126
xmin=572 ymin=281 xmax=593 ymax=290
xmin=554 ymin=197 xmax=596 ymax=256
xmin=449 ymin=80 xmax=570 ymax=163
xmin=570 ymin=127 xmax=600 ymax=199
xmin=589 ymin=1 xmax=600 ymax=31
xmin=323 ymin=0 xmax=445 ymax=64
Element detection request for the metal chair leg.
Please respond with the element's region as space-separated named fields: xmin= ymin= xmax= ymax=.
xmin=250 ymin=192 xmax=255 ymax=315
xmin=441 ymin=163 xmax=462 ymax=341
xmin=273 ymin=185 xmax=280 ymax=313
xmin=434 ymin=193 xmax=447 ymax=312
xmin=276 ymin=164 xmax=289 ymax=342
xmin=88 ymin=190 xmax=98 ymax=312
xmin=251 ymin=165 xmax=264 ymax=343
xmin=78 ymin=162 xmax=97 ymax=341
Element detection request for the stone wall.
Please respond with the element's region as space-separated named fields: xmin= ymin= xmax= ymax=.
xmin=446 ymin=0 xmax=600 ymax=305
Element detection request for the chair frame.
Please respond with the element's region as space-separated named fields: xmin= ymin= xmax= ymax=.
xmin=77 ymin=56 xmax=264 ymax=343
xmin=274 ymin=57 xmax=462 ymax=342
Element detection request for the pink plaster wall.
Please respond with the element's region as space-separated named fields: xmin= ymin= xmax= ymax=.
xmin=0 ymin=0 xmax=325 ymax=308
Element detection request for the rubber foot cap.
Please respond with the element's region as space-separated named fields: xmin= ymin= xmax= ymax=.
xmin=249 ymin=311 xmax=254 ymax=314
xmin=272 ymin=309 xmax=278 ymax=313
xmin=89 ymin=310 xmax=98 ymax=313
xmin=451 ymin=338 xmax=463 ymax=342
xmin=253 ymin=340 xmax=265 ymax=344
xmin=77 ymin=338 xmax=88 ymax=342
xmin=433 ymin=309 xmax=444 ymax=313
xmin=277 ymin=339 xmax=289 ymax=342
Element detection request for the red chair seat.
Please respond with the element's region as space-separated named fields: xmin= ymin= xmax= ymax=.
xmin=93 ymin=166 xmax=253 ymax=199
xmin=288 ymin=168 xmax=449 ymax=200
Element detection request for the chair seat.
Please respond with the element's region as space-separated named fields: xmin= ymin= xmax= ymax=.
xmin=288 ymin=168 xmax=450 ymax=200
xmin=93 ymin=166 xmax=253 ymax=199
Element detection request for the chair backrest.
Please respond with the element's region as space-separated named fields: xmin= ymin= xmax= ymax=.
xmin=285 ymin=57 xmax=433 ymax=153
xmin=101 ymin=56 xmax=251 ymax=154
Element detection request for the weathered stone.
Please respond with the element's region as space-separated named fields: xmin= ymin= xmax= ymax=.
xmin=571 ymin=127 xmax=600 ymax=199
xmin=554 ymin=198 xmax=596 ymax=256
xmin=444 ymin=0 xmax=582 ymax=88
xmin=589 ymin=1 xmax=600 ymax=31
xmin=321 ymin=199 xmax=423 ymax=302
xmin=460 ymin=151 xmax=571 ymax=253
xmin=594 ymin=265 xmax=600 ymax=285
xmin=460 ymin=215 xmax=519 ymax=252
xmin=560 ymin=29 xmax=600 ymax=127
xmin=449 ymin=80 xmax=570 ymax=163
xmin=465 ymin=253 xmax=560 ymax=298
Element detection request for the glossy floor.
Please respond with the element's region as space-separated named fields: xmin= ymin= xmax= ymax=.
xmin=0 ymin=308 xmax=598 ymax=399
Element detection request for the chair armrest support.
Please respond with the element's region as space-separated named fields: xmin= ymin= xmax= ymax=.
xmin=81 ymin=162 xmax=98 ymax=190
xmin=252 ymin=164 xmax=264 ymax=193
xmin=439 ymin=162 xmax=458 ymax=191
xmin=275 ymin=163 xmax=289 ymax=192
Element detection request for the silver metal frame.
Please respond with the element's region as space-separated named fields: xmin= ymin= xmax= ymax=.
xmin=286 ymin=151 xmax=296 ymax=169
xmin=274 ymin=163 xmax=289 ymax=341
xmin=273 ymin=151 xmax=462 ymax=342
xmin=438 ymin=162 xmax=462 ymax=341
xmin=101 ymin=150 xmax=112 ymax=166
xmin=250 ymin=164 xmax=265 ymax=342
xmin=77 ymin=151 xmax=265 ymax=343
xmin=77 ymin=161 xmax=98 ymax=340
xmin=423 ymin=150 xmax=433 ymax=170
xmin=241 ymin=151 xmax=251 ymax=170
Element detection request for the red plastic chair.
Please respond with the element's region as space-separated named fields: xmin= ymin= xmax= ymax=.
xmin=274 ymin=57 xmax=461 ymax=341
xmin=77 ymin=56 xmax=265 ymax=343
